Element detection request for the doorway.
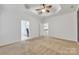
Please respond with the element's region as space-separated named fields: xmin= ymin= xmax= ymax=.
xmin=21 ymin=20 xmax=30 ymax=41
xmin=40 ymin=23 xmax=49 ymax=36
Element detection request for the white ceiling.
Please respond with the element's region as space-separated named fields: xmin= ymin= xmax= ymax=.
xmin=0 ymin=4 xmax=78 ymax=19
xmin=24 ymin=4 xmax=78 ymax=18
xmin=25 ymin=4 xmax=61 ymax=16
xmin=57 ymin=4 xmax=78 ymax=15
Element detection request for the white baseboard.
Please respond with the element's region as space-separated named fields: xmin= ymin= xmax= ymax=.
xmin=52 ymin=36 xmax=77 ymax=42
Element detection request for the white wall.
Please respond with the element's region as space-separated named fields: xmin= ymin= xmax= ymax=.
xmin=0 ymin=4 xmax=77 ymax=46
xmin=45 ymin=12 xmax=77 ymax=41
xmin=0 ymin=4 xmax=40 ymax=46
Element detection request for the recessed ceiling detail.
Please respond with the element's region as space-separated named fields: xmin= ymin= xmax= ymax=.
xmin=24 ymin=4 xmax=62 ymax=16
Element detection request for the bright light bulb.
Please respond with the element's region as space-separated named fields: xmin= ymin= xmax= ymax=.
xmin=42 ymin=9 xmax=46 ymax=12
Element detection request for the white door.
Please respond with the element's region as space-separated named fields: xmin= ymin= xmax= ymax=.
xmin=40 ymin=23 xmax=48 ymax=36
xmin=40 ymin=23 xmax=44 ymax=36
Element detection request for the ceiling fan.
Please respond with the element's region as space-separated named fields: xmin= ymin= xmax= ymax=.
xmin=35 ymin=4 xmax=52 ymax=14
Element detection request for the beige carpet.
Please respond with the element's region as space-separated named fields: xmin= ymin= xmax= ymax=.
xmin=0 ymin=37 xmax=79 ymax=55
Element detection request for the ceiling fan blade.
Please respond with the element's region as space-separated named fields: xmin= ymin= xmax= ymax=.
xmin=36 ymin=9 xmax=41 ymax=11
xmin=46 ymin=10 xmax=50 ymax=13
xmin=42 ymin=4 xmax=45 ymax=6
xmin=44 ymin=4 xmax=52 ymax=9
xmin=42 ymin=4 xmax=46 ymax=8
xmin=47 ymin=5 xmax=52 ymax=8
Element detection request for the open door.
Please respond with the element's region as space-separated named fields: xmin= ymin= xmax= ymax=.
xmin=21 ymin=20 xmax=30 ymax=41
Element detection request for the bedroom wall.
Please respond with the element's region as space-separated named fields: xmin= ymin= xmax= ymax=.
xmin=0 ymin=4 xmax=40 ymax=46
xmin=45 ymin=12 xmax=77 ymax=41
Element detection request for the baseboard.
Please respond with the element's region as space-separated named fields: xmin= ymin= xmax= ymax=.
xmin=0 ymin=40 xmax=20 ymax=48
xmin=51 ymin=36 xmax=77 ymax=42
